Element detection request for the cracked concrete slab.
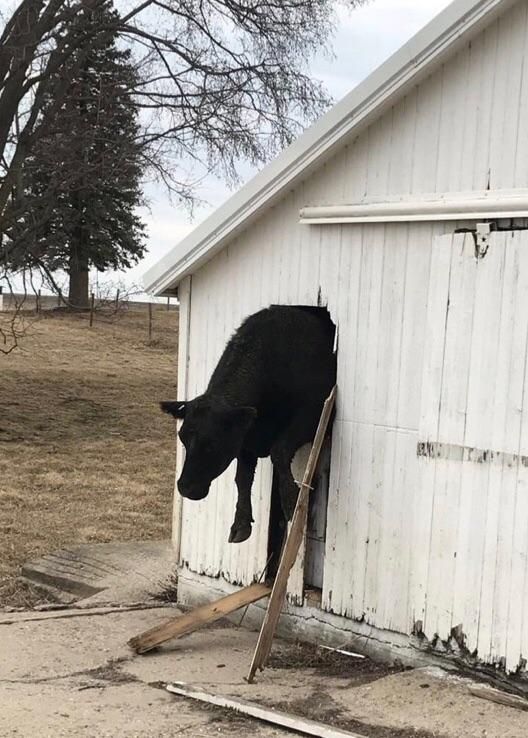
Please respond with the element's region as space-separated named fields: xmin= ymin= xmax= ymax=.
xmin=20 ymin=540 xmax=177 ymax=605
xmin=0 ymin=606 xmax=287 ymax=738
xmin=2 ymin=605 xmax=528 ymax=738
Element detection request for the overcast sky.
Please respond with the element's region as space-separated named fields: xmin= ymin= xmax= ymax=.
xmin=109 ymin=0 xmax=456 ymax=292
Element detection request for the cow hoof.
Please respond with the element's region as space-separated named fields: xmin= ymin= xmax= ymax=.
xmin=228 ymin=522 xmax=252 ymax=543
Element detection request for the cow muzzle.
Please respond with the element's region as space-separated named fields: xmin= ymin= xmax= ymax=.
xmin=177 ymin=478 xmax=209 ymax=501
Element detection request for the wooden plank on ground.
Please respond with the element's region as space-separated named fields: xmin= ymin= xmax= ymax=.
xmin=247 ymin=386 xmax=337 ymax=683
xmin=166 ymin=682 xmax=366 ymax=738
xmin=468 ymin=685 xmax=528 ymax=712
xmin=128 ymin=582 xmax=271 ymax=654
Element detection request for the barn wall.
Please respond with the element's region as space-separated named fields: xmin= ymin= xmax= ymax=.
xmin=304 ymin=0 xmax=528 ymax=204
xmin=177 ymin=0 xmax=528 ymax=673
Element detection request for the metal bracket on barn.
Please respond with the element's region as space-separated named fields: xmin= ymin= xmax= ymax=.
xmin=475 ymin=222 xmax=492 ymax=258
xmin=128 ymin=386 xmax=337 ymax=671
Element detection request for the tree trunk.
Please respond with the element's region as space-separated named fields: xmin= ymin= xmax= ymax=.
xmin=68 ymin=262 xmax=89 ymax=308
xmin=68 ymin=232 xmax=89 ymax=308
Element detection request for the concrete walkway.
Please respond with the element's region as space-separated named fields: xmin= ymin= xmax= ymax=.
xmin=2 ymin=604 xmax=528 ymax=738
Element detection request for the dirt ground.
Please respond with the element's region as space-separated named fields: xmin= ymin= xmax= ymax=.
xmin=0 ymin=305 xmax=178 ymax=608
xmin=3 ymin=608 xmax=528 ymax=738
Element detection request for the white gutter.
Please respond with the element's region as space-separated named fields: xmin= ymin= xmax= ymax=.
xmin=299 ymin=191 xmax=528 ymax=225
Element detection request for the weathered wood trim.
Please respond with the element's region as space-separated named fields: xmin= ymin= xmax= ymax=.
xmin=172 ymin=275 xmax=192 ymax=559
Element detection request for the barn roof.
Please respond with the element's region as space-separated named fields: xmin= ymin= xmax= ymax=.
xmin=144 ymin=0 xmax=512 ymax=296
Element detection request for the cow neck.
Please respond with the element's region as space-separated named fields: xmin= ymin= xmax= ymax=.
xmin=206 ymin=352 xmax=262 ymax=409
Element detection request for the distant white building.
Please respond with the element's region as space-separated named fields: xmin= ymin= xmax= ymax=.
xmin=145 ymin=0 xmax=528 ymax=676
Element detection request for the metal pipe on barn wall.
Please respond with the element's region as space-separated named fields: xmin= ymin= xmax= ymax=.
xmin=299 ymin=189 xmax=528 ymax=224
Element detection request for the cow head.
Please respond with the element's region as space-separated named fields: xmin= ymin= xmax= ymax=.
xmin=160 ymin=396 xmax=257 ymax=501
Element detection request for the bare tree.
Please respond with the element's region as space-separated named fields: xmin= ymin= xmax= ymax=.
xmin=0 ymin=0 xmax=364 ymax=310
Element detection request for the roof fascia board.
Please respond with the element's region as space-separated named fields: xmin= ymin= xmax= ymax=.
xmin=144 ymin=0 xmax=512 ymax=295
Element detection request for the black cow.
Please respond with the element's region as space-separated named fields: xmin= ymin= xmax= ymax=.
xmin=161 ymin=305 xmax=336 ymax=543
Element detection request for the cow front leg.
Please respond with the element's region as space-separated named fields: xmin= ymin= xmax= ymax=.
xmin=229 ymin=451 xmax=258 ymax=543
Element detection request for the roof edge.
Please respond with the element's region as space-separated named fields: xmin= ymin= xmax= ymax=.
xmin=144 ymin=0 xmax=511 ymax=296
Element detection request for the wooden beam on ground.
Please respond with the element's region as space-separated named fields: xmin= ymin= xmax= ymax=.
xmin=166 ymin=682 xmax=366 ymax=738
xmin=128 ymin=582 xmax=271 ymax=654
xmin=468 ymin=684 xmax=528 ymax=712
xmin=247 ymin=386 xmax=337 ymax=683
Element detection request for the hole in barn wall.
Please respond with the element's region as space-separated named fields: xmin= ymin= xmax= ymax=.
xmin=265 ymin=305 xmax=336 ymax=603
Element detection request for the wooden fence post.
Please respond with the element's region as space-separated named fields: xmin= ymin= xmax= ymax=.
xmin=89 ymin=292 xmax=95 ymax=327
xmin=115 ymin=289 xmax=120 ymax=309
xmin=148 ymin=302 xmax=153 ymax=342
xmin=166 ymin=296 xmax=170 ymax=311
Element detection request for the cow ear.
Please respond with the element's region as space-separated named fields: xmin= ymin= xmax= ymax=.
xmin=160 ymin=400 xmax=187 ymax=419
xmin=228 ymin=406 xmax=257 ymax=428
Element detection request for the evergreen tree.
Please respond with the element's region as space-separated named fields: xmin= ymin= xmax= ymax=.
xmin=8 ymin=3 xmax=145 ymax=307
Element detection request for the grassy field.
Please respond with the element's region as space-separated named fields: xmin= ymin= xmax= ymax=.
xmin=0 ymin=305 xmax=178 ymax=607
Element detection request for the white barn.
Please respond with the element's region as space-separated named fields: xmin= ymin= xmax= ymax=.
xmin=145 ymin=0 xmax=528 ymax=675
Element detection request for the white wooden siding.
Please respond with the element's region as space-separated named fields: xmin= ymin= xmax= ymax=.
xmin=417 ymin=231 xmax=528 ymax=672
xmin=177 ymin=0 xmax=528 ymax=673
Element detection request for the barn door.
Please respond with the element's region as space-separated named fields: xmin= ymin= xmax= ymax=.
xmin=413 ymin=229 xmax=528 ymax=673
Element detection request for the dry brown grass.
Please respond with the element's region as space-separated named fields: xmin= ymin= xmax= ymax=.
xmin=0 ymin=305 xmax=178 ymax=607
